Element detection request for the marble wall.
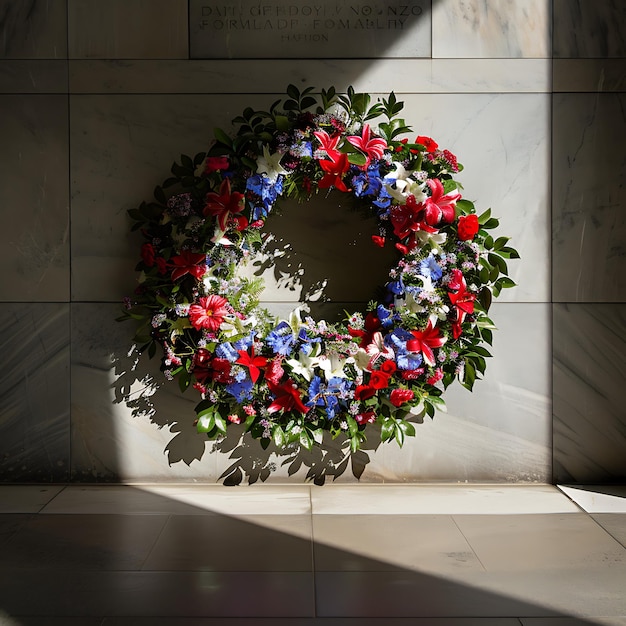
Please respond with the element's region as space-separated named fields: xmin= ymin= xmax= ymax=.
xmin=0 ymin=0 xmax=624 ymax=484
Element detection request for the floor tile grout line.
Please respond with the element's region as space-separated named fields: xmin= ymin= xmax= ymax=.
xmin=450 ymin=514 xmax=488 ymax=573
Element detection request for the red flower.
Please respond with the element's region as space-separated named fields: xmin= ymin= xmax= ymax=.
xmin=267 ymin=379 xmax=308 ymax=414
xmin=204 ymin=178 xmax=246 ymax=231
xmin=236 ymin=347 xmax=268 ymax=384
xmin=211 ymin=358 xmax=233 ymax=383
xmin=346 ymin=123 xmax=387 ymax=168
xmin=379 ymin=360 xmax=397 ymax=375
xmin=416 ymin=135 xmax=438 ymax=153
xmin=354 ymin=385 xmax=376 ymax=401
xmin=448 ymin=274 xmax=476 ymax=325
xmin=265 ymin=357 xmax=285 ymax=384
xmin=369 ymin=370 xmax=390 ymax=389
xmin=313 ymin=129 xmax=341 ymax=162
xmin=355 ymin=411 xmax=376 ymax=425
xmin=407 ymin=320 xmax=447 ymax=367
xmin=348 ymin=312 xmax=381 ymax=348
xmin=371 ymin=235 xmax=385 ymax=248
xmin=457 ymin=214 xmax=479 ymax=240
xmin=170 ymin=250 xmax=207 ymax=281
xmin=390 ymin=388 xmax=415 ymax=407
xmin=423 ymin=179 xmax=461 ymax=225
xmin=318 ymin=153 xmax=350 ymax=192
xmin=427 ymin=369 xmax=444 ymax=385
xmin=155 ymin=257 xmax=168 ymax=275
xmin=205 ymin=156 xmax=229 ymax=173
xmin=141 ymin=243 xmax=155 ymax=267
xmin=188 ymin=295 xmax=229 ymax=331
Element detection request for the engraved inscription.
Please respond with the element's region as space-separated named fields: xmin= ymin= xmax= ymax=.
xmin=190 ymin=0 xmax=431 ymax=59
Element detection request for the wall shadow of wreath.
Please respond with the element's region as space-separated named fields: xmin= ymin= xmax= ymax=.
xmin=116 ymin=85 xmax=518 ymax=485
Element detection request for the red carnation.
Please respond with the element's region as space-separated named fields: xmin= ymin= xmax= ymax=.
xmin=416 ymin=135 xmax=438 ymax=153
xmin=389 ymin=388 xmax=415 ymax=407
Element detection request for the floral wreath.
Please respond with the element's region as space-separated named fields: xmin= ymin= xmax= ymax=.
xmin=120 ymin=84 xmax=518 ymax=453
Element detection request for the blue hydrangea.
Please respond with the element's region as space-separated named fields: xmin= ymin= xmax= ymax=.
xmin=386 ymin=328 xmax=423 ymax=371
xmin=246 ymin=174 xmax=284 ymax=220
xmin=215 ymin=332 xmax=255 ymax=362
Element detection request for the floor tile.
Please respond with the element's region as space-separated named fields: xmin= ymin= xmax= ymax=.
xmin=41 ymin=485 xmax=312 ymax=515
xmin=522 ymin=618 xmax=626 ymax=625
xmin=312 ymin=514 xmax=483 ymax=573
xmin=0 ymin=514 xmax=168 ymax=571
xmin=591 ymin=514 xmax=626 ymax=548
xmin=315 ymin=570 xmax=552 ymax=617
xmin=453 ymin=513 xmax=626 ymax=572
xmin=0 ymin=485 xmax=65 ymax=513
xmin=558 ymin=486 xmax=626 ymax=513
xmin=0 ymin=571 xmax=314 ymax=617
xmin=142 ymin=514 xmax=312 ymax=571
xmin=310 ymin=485 xmax=579 ymax=515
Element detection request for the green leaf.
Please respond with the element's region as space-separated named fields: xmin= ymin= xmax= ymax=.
xmin=347 ymin=152 xmax=367 ymax=166
xmin=299 ymin=430 xmax=313 ymax=450
xmin=196 ymin=412 xmax=215 ymax=433
xmin=214 ymin=414 xmax=227 ymax=434
xmin=381 ymin=419 xmax=395 ymax=442
xmin=214 ymin=127 xmax=233 ymax=148
xmin=272 ymin=424 xmax=285 ymax=448
xmin=286 ymin=83 xmax=300 ymax=100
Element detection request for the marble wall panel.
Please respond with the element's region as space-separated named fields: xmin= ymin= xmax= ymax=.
xmin=553 ymin=303 xmax=626 ymax=483
xmin=432 ymin=0 xmax=550 ymax=59
xmin=552 ymin=93 xmax=626 ymax=303
xmin=553 ymin=0 xmax=626 ymax=58
xmin=0 ymin=303 xmax=70 ymax=482
xmin=71 ymin=303 xmax=218 ymax=481
xmin=0 ymin=95 xmax=69 ymax=301
xmin=0 ymin=60 xmax=68 ymax=93
xmin=553 ymin=59 xmax=626 ymax=93
xmin=0 ymin=0 xmax=67 ymax=59
xmin=68 ymin=59 xmax=551 ymax=95
xmin=67 ymin=0 xmax=188 ymax=59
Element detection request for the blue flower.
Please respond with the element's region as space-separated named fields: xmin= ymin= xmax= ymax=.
xmin=386 ymin=276 xmax=405 ymax=297
xmin=226 ymin=377 xmax=254 ymax=402
xmin=387 ymin=328 xmax=423 ymax=371
xmin=215 ymin=332 xmax=255 ymax=362
xmin=266 ymin=321 xmax=296 ymax=356
xmin=307 ymin=376 xmax=343 ymax=420
xmin=246 ymin=174 xmax=284 ymax=220
xmin=420 ymin=255 xmax=443 ymax=281
xmin=376 ymin=304 xmax=395 ymax=328
xmin=297 ymin=327 xmax=321 ymax=355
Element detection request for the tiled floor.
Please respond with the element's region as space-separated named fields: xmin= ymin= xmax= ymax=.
xmin=0 ymin=484 xmax=625 ymax=625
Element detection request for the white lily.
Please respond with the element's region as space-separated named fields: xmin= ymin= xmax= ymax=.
xmin=286 ymin=345 xmax=322 ymax=382
xmin=256 ymin=145 xmax=288 ymax=183
xmin=220 ymin=314 xmax=256 ymax=339
xmin=317 ymin=352 xmax=352 ymax=380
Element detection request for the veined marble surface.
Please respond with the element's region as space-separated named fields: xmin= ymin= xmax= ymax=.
xmin=67 ymin=0 xmax=188 ymax=59
xmin=71 ymin=302 xmax=549 ymax=483
xmin=0 ymin=0 xmax=67 ymax=59
xmin=70 ymin=92 xmax=548 ymax=304
xmin=552 ymin=93 xmax=626 ymax=303
xmin=0 ymin=94 xmax=69 ymax=301
xmin=553 ymin=304 xmax=626 ymax=483
xmin=68 ymin=58 xmax=552 ymax=95
xmin=0 ymin=303 xmax=70 ymax=482
xmin=432 ymin=0 xmax=550 ymax=59
xmin=553 ymin=0 xmax=626 ymax=58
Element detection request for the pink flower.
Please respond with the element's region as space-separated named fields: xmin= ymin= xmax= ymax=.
xmin=427 ymin=369 xmax=444 ymax=386
xmin=188 ymin=295 xmax=229 ymax=331
xmin=423 ymin=179 xmax=461 ymax=225
xmin=355 ymin=411 xmax=376 ymax=425
xmin=313 ymin=129 xmax=341 ymax=162
xmin=346 ymin=124 xmax=387 ymax=167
